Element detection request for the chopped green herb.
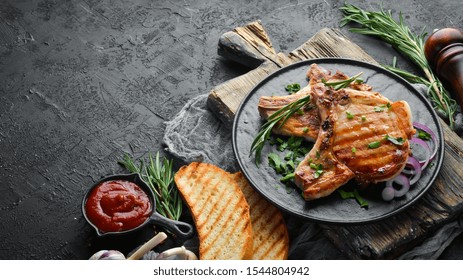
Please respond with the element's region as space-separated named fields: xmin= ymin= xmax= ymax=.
xmin=417 ymin=129 xmax=432 ymax=140
xmin=310 ymin=163 xmax=323 ymax=179
xmin=346 ymin=111 xmax=354 ymax=119
xmin=384 ymin=134 xmax=405 ymax=145
xmin=368 ymin=141 xmax=381 ymax=149
xmin=315 ymin=150 xmax=321 ymax=159
xmin=284 ymin=151 xmax=294 ymax=161
xmin=337 ymin=189 xmax=369 ymax=208
xmin=268 ymin=153 xmax=282 ymax=171
xmin=302 ymin=127 xmax=309 ymax=133
xmin=250 ymin=95 xmax=312 ymax=165
xmin=361 ymin=115 xmax=367 ymax=121
xmin=280 ymin=172 xmax=295 ymax=182
xmin=285 ymin=83 xmax=301 ymax=94
xmin=351 ymin=147 xmax=357 ymax=153
xmin=374 ymin=103 xmax=391 ymax=112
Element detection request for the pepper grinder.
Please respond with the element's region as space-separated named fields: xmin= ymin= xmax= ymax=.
xmin=424 ymin=28 xmax=463 ymax=110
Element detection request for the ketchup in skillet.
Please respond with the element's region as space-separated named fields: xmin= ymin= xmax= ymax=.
xmin=85 ymin=180 xmax=152 ymax=233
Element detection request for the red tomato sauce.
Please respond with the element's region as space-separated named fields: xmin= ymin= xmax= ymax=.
xmin=85 ymin=180 xmax=152 ymax=233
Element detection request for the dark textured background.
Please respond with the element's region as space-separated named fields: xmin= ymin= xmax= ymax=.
xmin=1 ymin=0 xmax=462 ymax=259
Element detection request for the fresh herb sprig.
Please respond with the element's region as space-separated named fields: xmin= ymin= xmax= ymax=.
xmin=322 ymin=72 xmax=363 ymax=90
xmin=340 ymin=3 xmax=457 ymax=129
xmin=250 ymin=95 xmax=312 ymax=164
xmin=119 ymin=152 xmax=183 ymax=221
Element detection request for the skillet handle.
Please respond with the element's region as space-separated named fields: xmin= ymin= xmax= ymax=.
xmin=150 ymin=212 xmax=194 ymax=239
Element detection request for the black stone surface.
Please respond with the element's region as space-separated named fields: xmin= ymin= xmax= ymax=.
xmin=0 ymin=0 xmax=462 ymax=260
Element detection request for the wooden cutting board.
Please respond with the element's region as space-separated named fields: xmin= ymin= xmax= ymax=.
xmin=207 ymin=21 xmax=463 ymax=259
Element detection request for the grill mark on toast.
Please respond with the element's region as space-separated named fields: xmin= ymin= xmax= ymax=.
xmin=199 ymin=190 xmax=236 ymax=239
xmin=256 ymin=222 xmax=287 ymax=259
xmin=201 ymin=203 xmax=250 ymax=259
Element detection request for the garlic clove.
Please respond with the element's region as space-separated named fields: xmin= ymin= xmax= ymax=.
xmin=89 ymin=250 xmax=126 ymax=260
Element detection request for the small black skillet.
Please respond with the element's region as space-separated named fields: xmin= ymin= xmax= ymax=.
xmin=82 ymin=173 xmax=194 ymax=239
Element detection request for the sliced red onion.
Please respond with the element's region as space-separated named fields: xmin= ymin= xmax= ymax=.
xmin=402 ymin=156 xmax=422 ymax=185
xmin=381 ymin=186 xmax=395 ymax=201
xmin=409 ymin=137 xmax=432 ymax=170
xmin=385 ymin=174 xmax=410 ymax=198
xmin=413 ymin=122 xmax=438 ymax=164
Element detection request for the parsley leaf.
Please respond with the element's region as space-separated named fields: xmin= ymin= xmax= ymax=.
xmin=417 ymin=129 xmax=431 ymax=140
xmin=285 ymin=83 xmax=301 ymax=94
xmin=384 ymin=134 xmax=405 ymax=145
xmin=368 ymin=141 xmax=381 ymax=149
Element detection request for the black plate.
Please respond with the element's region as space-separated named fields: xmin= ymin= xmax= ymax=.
xmin=232 ymin=58 xmax=444 ymax=224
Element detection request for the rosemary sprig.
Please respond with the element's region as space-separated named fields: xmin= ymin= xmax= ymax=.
xmin=119 ymin=152 xmax=183 ymax=221
xmin=250 ymin=95 xmax=312 ymax=164
xmin=322 ymin=72 xmax=363 ymax=90
xmin=340 ymin=3 xmax=458 ymax=129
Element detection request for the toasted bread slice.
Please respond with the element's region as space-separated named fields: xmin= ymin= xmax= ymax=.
xmin=174 ymin=162 xmax=253 ymax=260
xmin=230 ymin=172 xmax=289 ymax=260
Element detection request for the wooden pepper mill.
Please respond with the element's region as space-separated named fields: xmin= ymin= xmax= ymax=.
xmin=424 ymin=28 xmax=463 ymax=110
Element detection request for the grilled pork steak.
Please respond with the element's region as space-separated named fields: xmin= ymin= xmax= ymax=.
xmin=259 ymin=64 xmax=415 ymax=200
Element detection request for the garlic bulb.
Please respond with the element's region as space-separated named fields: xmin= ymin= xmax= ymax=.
xmin=89 ymin=250 xmax=126 ymax=260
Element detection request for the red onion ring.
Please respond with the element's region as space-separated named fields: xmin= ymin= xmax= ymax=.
xmin=413 ymin=122 xmax=438 ymax=165
xmin=385 ymin=174 xmax=410 ymax=198
xmin=409 ymin=137 xmax=432 ymax=170
xmin=381 ymin=186 xmax=395 ymax=201
xmin=402 ymin=156 xmax=422 ymax=185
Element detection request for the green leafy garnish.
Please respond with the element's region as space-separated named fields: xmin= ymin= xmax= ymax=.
xmin=384 ymin=134 xmax=405 ymax=145
xmin=368 ymin=141 xmax=381 ymax=149
xmin=361 ymin=115 xmax=367 ymax=122
xmin=338 ymin=189 xmax=369 ymax=208
xmin=310 ymin=163 xmax=323 ymax=179
xmin=285 ymin=83 xmax=301 ymax=93
xmin=417 ymin=129 xmax=432 ymax=140
xmin=340 ymin=3 xmax=457 ymax=129
xmin=374 ymin=103 xmax=391 ymax=112
xmin=119 ymin=152 xmax=182 ymax=221
xmin=346 ymin=111 xmax=354 ymax=119
xmin=351 ymin=147 xmax=357 ymax=153
xmin=266 ymin=136 xmax=312 ymax=184
xmin=250 ymin=95 xmax=312 ymax=164
xmin=280 ymin=172 xmax=295 ymax=182
xmin=322 ymin=72 xmax=363 ymax=90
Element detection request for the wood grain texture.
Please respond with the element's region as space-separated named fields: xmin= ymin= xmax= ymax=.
xmin=207 ymin=21 xmax=377 ymax=126
xmin=209 ymin=21 xmax=463 ymax=259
